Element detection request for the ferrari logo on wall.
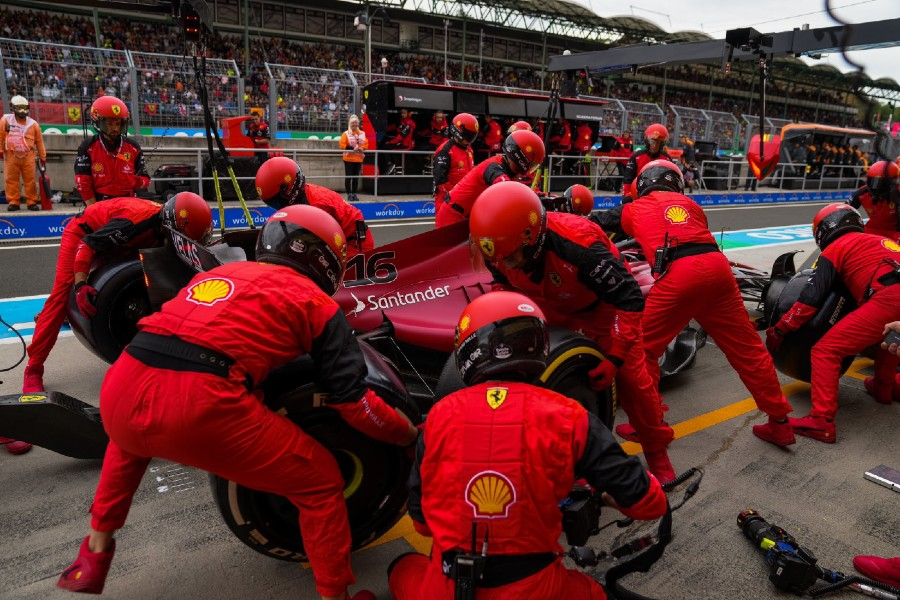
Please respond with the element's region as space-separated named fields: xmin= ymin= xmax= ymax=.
xmin=68 ymin=107 xmax=81 ymax=121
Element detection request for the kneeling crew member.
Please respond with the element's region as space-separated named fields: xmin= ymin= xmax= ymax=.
xmin=57 ymin=205 xmax=417 ymax=599
xmin=388 ymin=291 xmax=667 ymax=599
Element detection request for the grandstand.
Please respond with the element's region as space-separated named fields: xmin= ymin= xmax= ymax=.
xmin=2 ymin=0 xmax=897 ymax=142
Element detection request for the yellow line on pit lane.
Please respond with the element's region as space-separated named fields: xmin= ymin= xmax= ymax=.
xmin=364 ymin=358 xmax=875 ymax=555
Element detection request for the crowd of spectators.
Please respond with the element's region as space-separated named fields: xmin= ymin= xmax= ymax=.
xmin=0 ymin=6 xmax=867 ymax=136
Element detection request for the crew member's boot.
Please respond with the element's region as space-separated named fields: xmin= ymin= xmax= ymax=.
xmin=57 ymin=537 xmax=116 ymax=594
xmin=788 ymin=414 xmax=836 ymax=443
xmin=752 ymin=416 xmax=796 ymax=447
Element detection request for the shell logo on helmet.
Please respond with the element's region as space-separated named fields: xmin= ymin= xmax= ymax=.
xmin=187 ymin=278 xmax=235 ymax=306
xmin=466 ymin=471 xmax=516 ymax=518
xmin=665 ymin=205 xmax=689 ymax=224
xmin=883 ymin=239 xmax=900 ymax=252
xmin=486 ymin=387 xmax=508 ymax=410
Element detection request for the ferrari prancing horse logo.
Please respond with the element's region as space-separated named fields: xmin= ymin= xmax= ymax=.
xmin=486 ymin=386 xmax=507 ymax=410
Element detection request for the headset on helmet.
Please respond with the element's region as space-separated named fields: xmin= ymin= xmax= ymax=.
xmin=866 ymin=160 xmax=900 ymax=201
xmin=563 ymin=184 xmax=594 ymax=216
xmin=90 ymin=96 xmax=130 ymax=138
xmin=503 ymin=130 xmax=546 ymax=175
xmin=636 ymin=159 xmax=685 ymax=198
xmin=470 ymin=181 xmax=547 ymax=269
xmin=449 ymin=112 xmax=479 ymax=145
xmin=507 ymin=120 xmax=533 ymax=135
xmin=161 ymin=192 xmax=213 ymax=245
xmin=454 ymin=291 xmax=549 ymax=385
xmin=255 ymin=204 xmax=347 ymax=296
xmin=812 ymin=203 xmax=864 ymax=250
xmin=644 ymin=123 xmax=669 ymax=155
xmin=255 ymin=156 xmax=307 ymax=210
xmin=10 ymin=95 xmax=29 ymax=117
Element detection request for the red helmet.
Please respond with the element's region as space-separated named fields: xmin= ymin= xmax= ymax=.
xmin=812 ymin=203 xmax=864 ymax=250
xmin=161 ymin=192 xmax=213 ymax=244
xmin=507 ymin=120 xmax=532 ymax=135
xmin=563 ymin=184 xmax=594 ymax=216
xmin=644 ymin=123 xmax=669 ymax=155
xmin=90 ymin=96 xmax=129 ymax=138
xmin=470 ymin=181 xmax=547 ymax=269
xmin=449 ymin=112 xmax=479 ymax=145
xmin=255 ymin=204 xmax=347 ymax=296
xmin=503 ymin=130 xmax=545 ymax=175
xmin=636 ymin=159 xmax=685 ymax=198
xmin=255 ymin=156 xmax=307 ymax=209
xmin=454 ymin=291 xmax=549 ymax=385
xmin=866 ymin=160 xmax=900 ymax=201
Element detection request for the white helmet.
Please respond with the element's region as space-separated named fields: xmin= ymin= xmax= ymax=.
xmin=10 ymin=96 xmax=28 ymax=116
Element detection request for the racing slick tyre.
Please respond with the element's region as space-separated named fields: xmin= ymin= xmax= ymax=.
xmin=765 ymin=269 xmax=856 ymax=383
xmin=67 ymin=254 xmax=150 ymax=364
xmin=211 ymin=342 xmax=421 ymax=562
xmin=434 ymin=327 xmax=615 ymax=430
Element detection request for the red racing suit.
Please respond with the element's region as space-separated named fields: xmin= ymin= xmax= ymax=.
xmin=304 ymin=183 xmax=374 ymax=255
xmin=849 ymin=185 xmax=899 ymax=241
xmin=621 ymin=149 xmax=672 ymax=201
xmin=26 ymin=197 xmax=163 ymax=370
xmin=384 ymin=115 xmax=417 ymax=149
xmin=74 ymin=135 xmax=150 ymax=203
xmin=91 ymin=261 xmax=413 ymax=598
xmin=435 ymin=155 xmax=513 ymax=228
xmin=574 ymin=123 xmax=594 ymax=154
xmin=432 ymin=139 xmax=474 ymax=216
xmin=247 ymin=119 xmax=271 ymax=150
xmin=486 ymin=213 xmax=674 ymax=453
xmin=388 ymin=381 xmax=666 ymax=600
xmin=621 ymin=191 xmax=793 ymax=417
xmin=480 ymin=119 xmax=503 ymax=153
xmin=420 ymin=116 xmax=449 ymax=148
xmin=772 ymin=232 xmax=900 ymax=419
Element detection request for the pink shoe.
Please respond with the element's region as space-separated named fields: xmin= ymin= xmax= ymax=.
xmin=644 ymin=450 xmax=676 ymax=484
xmin=57 ymin=536 xmax=116 ymax=594
xmin=615 ymin=421 xmax=670 ymax=444
xmin=853 ymin=555 xmax=900 ymax=587
xmin=752 ymin=417 xmax=796 ymax=447
xmin=0 ymin=437 xmax=33 ymax=455
xmin=864 ymin=377 xmax=898 ymax=404
xmin=788 ymin=415 xmax=836 ymax=444
xmin=22 ymin=364 xmax=45 ymax=394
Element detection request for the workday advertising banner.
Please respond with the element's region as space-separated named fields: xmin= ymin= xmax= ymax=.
xmin=0 ymin=190 xmax=851 ymax=241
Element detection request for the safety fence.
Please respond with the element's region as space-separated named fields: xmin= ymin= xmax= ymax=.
xmin=671 ymin=105 xmax=741 ymax=153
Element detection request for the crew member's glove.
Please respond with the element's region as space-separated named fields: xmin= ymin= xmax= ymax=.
xmin=765 ymin=327 xmax=785 ymax=354
xmin=39 ymin=159 xmax=47 ymax=171
xmin=588 ymin=360 xmax=619 ymax=391
xmin=74 ymin=282 xmax=98 ymax=318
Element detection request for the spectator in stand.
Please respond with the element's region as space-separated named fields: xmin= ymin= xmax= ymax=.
xmin=246 ymin=111 xmax=271 ymax=167
xmin=74 ymin=96 xmax=149 ymax=206
xmin=0 ymin=95 xmax=46 ymax=211
xmin=416 ymin=110 xmax=448 ymax=151
xmin=339 ymin=114 xmax=367 ymax=202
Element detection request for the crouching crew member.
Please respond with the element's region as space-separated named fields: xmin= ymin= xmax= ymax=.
xmin=766 ymin=204 xmax=900 ymax=441
xmin=608 ymin=160 xmax=796 ymax=447
xmin=57 ymin=205 xmax=418 ymax=599
xmin=468 ymin=182 xmax=677 ymax=483
xmin=388 ymin=291 xmax=667 ymax=599
xmin=256 ymin=156 xmax=374 ymax=256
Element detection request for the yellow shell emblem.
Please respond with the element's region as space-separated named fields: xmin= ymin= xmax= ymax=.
xmin=479 ymin=238 xmax=495 ymax=258
xmin=466 ymin=471 xmax=516 ymax=518
xmin=256 ymin=186 xmax=263 ymax=197
xmin=664 ymin=205 xmax=689 ymax=224
xmin=486 ymin=387 xmax=507 ymax=410
xmin=528 ymin=210 xmax=538 ymax=226
xmin=459 ymin=314 xmax=471 ymax=333
xmin=179 ymin=208 xmax=189 ymax=219
xmin=283 ymin=174 xmax=292 ymax=184
xmin=883 ymin=239 xmax=900 ymax=252
xmin=525 ymin=145 xmax=533 ymax=153
xmin=187 ymin=277 xmax=235 ymax=306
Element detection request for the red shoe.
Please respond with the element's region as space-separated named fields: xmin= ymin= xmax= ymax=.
xmin=863 ymin=377 xmax=898 ymax=404
xmin=752 ymin=417 xmax=796 ymax=447
xmin=0 ymin=437 xmax=33 ymax=455
xmin=615 ymin=421 xmax=670 ymax=444
xmin=350 ymin=592 xmax=377 ymax=600
xmin=788 ymin=415 xmax=836 ymax=444
xmin=57 ymin=536 xmax=116 ymax=594
xmin=853 ymin=555 xmax=900 ymax=587
xmin=22 ymin=364 xmax=45 ymax=394
xmin=644 ymin=450 xmax=676 ymax=484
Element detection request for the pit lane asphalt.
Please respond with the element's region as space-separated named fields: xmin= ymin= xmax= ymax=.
xmin=1 ymin=202 xmax=896 ymax=600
